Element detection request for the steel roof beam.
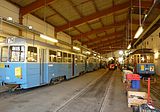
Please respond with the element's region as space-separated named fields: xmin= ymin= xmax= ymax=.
xmin=20 ymin=0 xmax=55 ymax=16
xmin=55 ymin=2 xmax=129 ymax=32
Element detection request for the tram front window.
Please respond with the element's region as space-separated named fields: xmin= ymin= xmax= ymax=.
xmin=9 ymin=46 xmax=25 ymax=62
xmin=140 ymin=54 xmax=154 ymax=63
xmin=1 ymin=46 xmax=8 ymax=62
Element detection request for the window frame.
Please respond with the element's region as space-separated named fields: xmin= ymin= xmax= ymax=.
xmin=27 ymin=46 xmax=38 ymax=62
xmin=1 ymin=46 xmax=8 ymax=62
xmin=49 ymin=49 xmax=57 ymax=62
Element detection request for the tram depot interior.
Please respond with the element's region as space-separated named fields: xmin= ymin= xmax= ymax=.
xmin=0 ymin=0 xmax=160 ymax=112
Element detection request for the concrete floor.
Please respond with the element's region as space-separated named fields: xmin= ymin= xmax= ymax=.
xmin=0 ymin=69 xmax=132 ymax=112
xmin=102 ymin=69 xmax=132 ymax=112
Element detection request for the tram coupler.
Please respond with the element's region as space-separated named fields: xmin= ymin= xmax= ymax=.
xmin=5 ymin=84 xmax=20 ymax=92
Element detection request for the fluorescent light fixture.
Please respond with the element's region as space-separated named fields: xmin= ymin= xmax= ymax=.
xmin=134 ymin=26 xmax=144 ymax=39
xmin=127 ymin=44 xmax=131 ymax=49
xmin=108 ymin=57 xmax=113 ymax=60
xmin=119 ymin=50 xmax=123 ymax=55
xmin=145 ymin=14 xmax=148 ymax=18
xmin=40 ymin=34 xmax=58 ymax=43
xmin=7 ymin=17 xmax=13 ymax=21
xmin=118 ymin=57 xmax=123 ymax=62
xmin=73 ymin=46 xmax=80 ymax=51
xmin=0 ymin=43 xmax=5 ymax=45
xmin=141 ymin=57 xmax=145 ymax=61
xmin=86 ymin=51 xmax=91 ymax=55
xmin=154 ymin=51 xmax=159 ymax=59
xmin=28 ymin=25 xmax=33 ymax=29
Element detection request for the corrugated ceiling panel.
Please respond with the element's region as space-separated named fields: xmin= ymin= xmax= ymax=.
xmin=95 ymin=0 xmax=112 ymax=11
xmin=87 ymin=42 xmax=94 ymax=46
xmin=89 ymin=41 xmax=97 ymax=46
xmin=65 ymin=27 xmax=75 ymax=33
xmin=115 ymin=8 xmax=128 ymax=15
xmin=47 ymin=15 xmax=67 ymax=26
xmin=116 ymin=26 xmax=125 ymax=32
xmin=9 ymin=0 xmax=37 ymax=7
xmin=33 ymin=6 xmax=55 ymax=19
xmin=97 ymin=32 xmax=106 ymax=37
xmin=106 ymin=28 xmax=115 ymax=34
xmin=76 ymin=24 xmax=91 ymax=33
xmin=71 ymin=0 xmax=90 ymax=6
xmin=77 ymin=1 xmax=96 ymax=16
xmin=80 ymin=38 xmax=88 ymax=42
xmin=132 ymin=14 xmax=144 ymax=21
xmin=101 ymin=14 xmax=114 ymax=25
xmin=88 ymin=34 xmax=97 ymax=39
xmin=90 ymin=22 xmax=102 ymax=29
xmin=114 ymin=0 xmax=128 ymax=5
xmin=115 ymin=13 xmax=127 ymax=22
xmin=131 ymin=24 xmax=139 ymax=31
xmin=51 ymin=0 xmax=81 ymax=21
xmin=67 ymin=29 xmax=80 ymax=36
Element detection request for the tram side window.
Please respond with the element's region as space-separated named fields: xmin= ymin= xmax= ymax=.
xmin=57 ymin=51 xmax=62 ymax=62
xmin=1 ymin=46 xmax=8 ymax=62
xmin=80 ymin=56 xmax=83 ymax=63
xmin=9 ymin=46 xmax=25 ymax=62
xmin=68 ymin=53 xmax=72 ymax=63
xmin=49 ymin=50 xmax=56 ymax=62
xmin=76 ymin=55 xmax=81 ymax=63
xmin=137 ymin=55 xmax=140 ymax=63
xmin=63 ymin=52 xmax=68 ymax=62
xmin=27 ymin=46 xmax=37 ymax=62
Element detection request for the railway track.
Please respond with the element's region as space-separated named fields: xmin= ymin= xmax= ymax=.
xmin=51 ymin=70 xmax=114 ymax=112
xmin=0 ymin=74 xmax=70 ymax=100
xmin=143 ymin=81 xmax=160 ymax=109
xmin=0 ymin=80 xmax=64 ymax=100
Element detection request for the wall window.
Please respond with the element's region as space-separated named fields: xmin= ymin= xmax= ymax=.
xmin=27 ymin=46 xmax=37 ymax=62
xmin=1 ymin=46 xmax=8 ymax=62
xmin=49 ymin=50 xmax=56 ymax=62
xmin=9 ymin=46 xmax=25 ymax=62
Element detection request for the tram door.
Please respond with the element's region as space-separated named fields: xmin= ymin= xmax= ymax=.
xmin=72 ymin=54 xmax=75 ymax=77
xmin=39 ymin=48 xmax=46 ymax=84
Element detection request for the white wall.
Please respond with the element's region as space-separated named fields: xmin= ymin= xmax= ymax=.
xmin=0 ymin=0 xmax=19 ymax=36
xmin=23 ymin=14 xmax=55 ymax=37
xmin=0 ymin=0 xmax=73 ymax=49
xmin=57 ymin=32 xmax=72 ymax=49
xmin=0 ymin=0 xmax=19 ymax=22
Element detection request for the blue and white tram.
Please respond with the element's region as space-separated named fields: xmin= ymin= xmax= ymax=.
xmin=127 ymin=49 xmax=155 ymax=78
xmin=0 ymin=37 xmax=87 ymax=89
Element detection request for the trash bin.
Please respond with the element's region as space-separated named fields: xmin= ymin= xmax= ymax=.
xmin=131 ymin=80 xmax=140 ymax=89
